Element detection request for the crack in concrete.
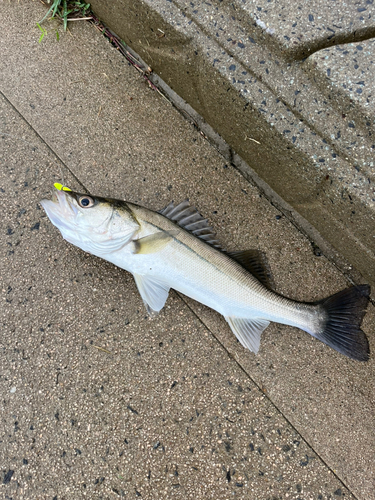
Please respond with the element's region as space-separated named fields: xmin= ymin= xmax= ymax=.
xmin=0 ymin=91 xmax=87 ymax=194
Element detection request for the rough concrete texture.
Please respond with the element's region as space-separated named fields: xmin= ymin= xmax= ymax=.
xmin=88 ymin=0 xmax=375 ymax=285
xmin=1 ymin=2 xmax=375 ymax=499
xmin=237 ymin=0 xmax=375 ymax=59
xmin=307 ymin=39 xmax=375 ymax=122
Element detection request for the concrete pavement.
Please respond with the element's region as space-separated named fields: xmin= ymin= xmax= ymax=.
xmin=0 ymin=2 xmax=374 ymax=499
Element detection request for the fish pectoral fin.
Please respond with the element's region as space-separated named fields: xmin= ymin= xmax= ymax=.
xmin=133 ymin=231 xmax=179 ymax=255
xmin=225 ymin=316 xmax=270 ymax=354
xmin=133 ymin=273 xmax=170 ymax=316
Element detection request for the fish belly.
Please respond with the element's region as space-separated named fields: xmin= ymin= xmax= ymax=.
xmin=105 ymin=242 xmax=314 ymax=332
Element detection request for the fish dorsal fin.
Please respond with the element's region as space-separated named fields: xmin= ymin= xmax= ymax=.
xmin=225 ymin=316 xmax=270 ymax=353
xmin=228 ymin=250 xmax=273 ymax=289
xmin=159 ymin=200 xmax=222 ymax=249
xmin=133 ymin=273 xmax=170 ymax=316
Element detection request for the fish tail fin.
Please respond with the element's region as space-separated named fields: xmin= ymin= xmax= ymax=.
xmin=314 ymin=285 xmax=370 ymax=361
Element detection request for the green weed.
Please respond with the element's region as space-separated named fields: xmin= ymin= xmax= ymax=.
xmin=37 ymin=0 xmax=91 ymax=40
xmin=36 ymin=23 xmax=47 ymax=43
xmin=36 ymin=22 xmax=60 ymax=43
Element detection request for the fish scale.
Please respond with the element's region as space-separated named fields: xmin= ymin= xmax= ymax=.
xmin=130 ymin=203 xmax=313 ymax=323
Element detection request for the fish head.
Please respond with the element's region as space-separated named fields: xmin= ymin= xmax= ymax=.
xmin=40 ymin=184 xmax=140 ymax=255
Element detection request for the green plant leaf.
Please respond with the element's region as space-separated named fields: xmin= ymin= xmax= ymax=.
xmin=38 ymin=0 xmax=59 ymax=24
xmin=38 ymin=0 xmax=92 ymax=33
xmin=36 ymin=23 xmax=47 ymax=43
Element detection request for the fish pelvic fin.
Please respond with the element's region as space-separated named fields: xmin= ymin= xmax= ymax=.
xmin=313 ymin=285 xmax=370 ymax=361
xmin=225 ymin=316 xmax=270 ymax=354
xmin=133 ymin=273 xmax=170 ymax=316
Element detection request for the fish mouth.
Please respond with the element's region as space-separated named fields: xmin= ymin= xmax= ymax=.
xmin=40 ymin=187 xmax=78 ymax=232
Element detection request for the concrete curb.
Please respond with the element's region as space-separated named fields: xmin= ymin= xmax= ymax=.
xmin=89 ymin=0 xmax=375 ymax=285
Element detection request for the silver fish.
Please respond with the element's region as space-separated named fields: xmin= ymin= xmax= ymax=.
xmin=40 ymin=184 xmax=370 ymax=361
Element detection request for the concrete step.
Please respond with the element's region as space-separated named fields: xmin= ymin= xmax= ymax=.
xmin=89 ymin=0 xmax=375 ymax=285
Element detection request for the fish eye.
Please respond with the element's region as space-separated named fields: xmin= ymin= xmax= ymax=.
xmin=78 ymin=196 xmax=94 ymax=208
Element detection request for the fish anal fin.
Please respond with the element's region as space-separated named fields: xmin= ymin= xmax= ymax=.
xmin=134 ymin=231 xmax=179 ymax=254
xmin=228 ymin=250 xmax=273 ymax=289
xmin=225 ymin=316 xmax=270 ymax=354
xmin=133 ymin=273 xmax=170 ymax=315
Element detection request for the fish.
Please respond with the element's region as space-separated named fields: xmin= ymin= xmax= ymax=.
xmin=40 ymin=183 xmax=371 ymax=361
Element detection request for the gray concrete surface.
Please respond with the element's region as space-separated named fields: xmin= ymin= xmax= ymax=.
xmin=1 ymin=2 xmax=375 ymax=499
xmin=307 ymin=38 xmax=375 ymax=122
xmin=88 ymin=0 xmax=375 ymax=286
